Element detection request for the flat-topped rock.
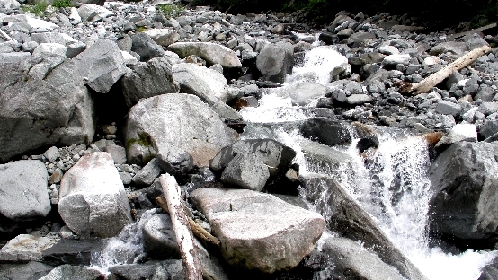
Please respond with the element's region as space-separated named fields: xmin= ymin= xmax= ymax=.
xmin=168 ymin=42 xmax=241 ymax=68
xmin=190 ymin=188 xmax=325 ymax=273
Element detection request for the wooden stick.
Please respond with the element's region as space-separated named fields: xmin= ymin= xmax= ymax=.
xmin=159 ymin=174 xmax=202 ymax=280
xmin=156 ymin=196 xmax=220 ymax=246
xmin=400 ymin=45 xmax=492 ymax=94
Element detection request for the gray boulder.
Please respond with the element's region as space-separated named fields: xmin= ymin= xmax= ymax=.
xmin=77 ymin=4 xmax=113 ymax=22
xmin=144 ymin=29 xmax=180 ymax=47
xmin=172 ymin=63 xmax=228 ymax=104
xmin=121 ymin=57 xmax=179 ymax=107
xmin=220 ymin=153 xmax=270 ymax=191
xmin=190 ymin=188 xmax=325 ymax=273
xmin=58 ymin=152 xmax=132 ymax=238
xmin=429 ymin=142 xmax=498 ymax=240
xmin=287 ymin=82 xmax=328 ymax=106
xmin=168 ymin=42 xmax=241 ymax=68
xmin=125 ymin=93 xmax=236 ymax=166
xmin=308 ymin=236 xmax=405 ymax=280
xmin=301 ymin=176 xmax=428 ymax=280
xmin=0 ymin=161 xmax=51 ymax=222
xmin=256 ymin=41 xmax=294 ymax=83
xmin=480 ymin=120 xmax=498 ymax=139
xmin=132 ymin=158 xmax=163 ymax=186
xmin=430 ymin=41 xmax=468 ymax=56
xmin=0 ymin=234 xmax=59 ymax=262
xmin=39 ymin=265 xmax=103 ymax=280
xmin=74 ymin=39 xmax=129 ymax=93
xmin=31 ymin=32 xmax=85 ymax=58
xmin=41 ymin=239 xmax=104 ymax=266
xmin=131 ymin=32 xmax=166 ymax=62
xmin=0 ymin=56 xmax=94 ymax=162
xmin=299 ymin=118 xmax=354 ymax=146
xmin=435 ymin=100 xmax=462 ymax=117
xmin=142 ymin=214 xmax=180 ymax=259
xmin=0 ymin=261 xmax=53 ymax=280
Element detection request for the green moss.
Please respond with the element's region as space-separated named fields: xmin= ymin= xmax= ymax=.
xmin=126 ymin=132 xmax=154 ymax=150
xmin=52 ymin=0 xmax=71 ymax=8
xmin=136 ymin=26 xmax=148 ymax=32
xmin=156 ymin=4 xmax=184 ymax=19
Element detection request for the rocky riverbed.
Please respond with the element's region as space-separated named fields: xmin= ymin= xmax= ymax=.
xmin=0 ymin=0 xmax=498 ymax=279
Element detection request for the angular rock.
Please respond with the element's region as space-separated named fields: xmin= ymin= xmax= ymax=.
xmin=0 ymin=234 xmax=59 ymax=262
xmin=58 ymin=152 xmax=132 ymax=238
xmin=383 ymin=54 xmax=411 ymax=66
xmin=31 ymin=32 xmax=85 ymax=58
xmin=435 ymin=100 xmax=462 ymax=117
xmin=131 ymin=32 xmax=166 ymax=62
xmin=220 ymin=153 xmax=270 ymax=191
xmin=437 ymin=123 xmax=477 ymax=146
xmin=0 ymin=58 xmax=94 ymax=162
xmin=156 ymin=149 xmax=193 ymax=176
xmin=132 ymin=158 xmax=163 ymax=186
xmin=346 ymin=93 xmax=373 ymax=105
xmin=301 ymin=176 xmax=428 ymax=280
xmin=430 ymin=41 xmax=468 ymax=56
xmin=172 ymin=63 xmax=228 ymax=104
xmin=299 ymin=118 xmax=353 ymax=146
xmin=108 ymin=260 xmax=183 ymax=280
xmin=190 ymin=188 xmax=325 ymax=273
xmin=256 ymin=41 xmax=293 ymax=83
xmin=39 ymin=265 xmax=103 ymax=280
xmin=308 ymin=235 xmax=405 ymax=280
xmin=3 ymin=14 xmax=58 ymax=32
xmin=125 ymin=93 xmax=235 ymax=166
xmin=103 ymin=143 xmax=127 ymax=164
xmin=77 ymin=4 xmax=113 ymax=22
xmin=41 ymin=239 xmax=103 ymax=266
xmin=429 ymin=142 xmax=498 ymax=241
xmin=0 ymin=160 xmax=51 ymax=222
xmin=0 ymin=261 xmax=53 ymax=280
xmin=142 ymin=214 xmax=180 ymax=259
xmin=74 ymin=39 xmax=129 ymax=93
xmin=121 ymin=57 xmax=179 ymax=107
xmin=168 ymin=42 xmax=241 ymax=68
xmin=287 ymin=82 xmax=328 ymax=106
xmin=480 ymin=120 xmax=498 ymax=139
xmin=144 ymin=28 xmax=180 ymax=47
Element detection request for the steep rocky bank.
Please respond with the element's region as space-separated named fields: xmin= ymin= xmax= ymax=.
xmin=0 ymin=0 xmax=498 ymax=279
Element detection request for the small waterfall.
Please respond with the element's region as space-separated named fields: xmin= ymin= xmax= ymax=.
xmin=91 ymin=209 xmax=156 ymax=271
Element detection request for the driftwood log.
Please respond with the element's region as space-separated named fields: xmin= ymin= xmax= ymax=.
xmin=159 ymin=174 xmax=202 ymax=280
xmin=400 ymin=45 xmax=492 ymax=94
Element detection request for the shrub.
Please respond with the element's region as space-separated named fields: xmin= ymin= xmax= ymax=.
xmin=156 ymin=3 xmax=184 ymax=19
xmin=22 ymin=2 xmax=49 ymax=16
xmin=51 ymin=0 xmax=72 ymax=8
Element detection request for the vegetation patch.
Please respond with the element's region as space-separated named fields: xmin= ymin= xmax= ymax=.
xmin=22 ymin=2 xmax=49 ymax=16
xmin=51 ymin=0 xmax=72 ymax=8
xmin=156 ymin=3 xmax=185 ymax=19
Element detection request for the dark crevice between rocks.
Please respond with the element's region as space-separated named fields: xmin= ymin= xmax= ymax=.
xmin=90 ymin=82 xmax=129 ymax=144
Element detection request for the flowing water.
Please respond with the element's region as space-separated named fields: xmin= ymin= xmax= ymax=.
xmin=240 ymin=44 xmax=498 ymax=279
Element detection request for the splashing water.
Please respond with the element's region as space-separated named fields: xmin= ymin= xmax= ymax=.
xmin=91 ymin=209 xmax=156 ymax=272
xmin=288 ymin=46 xmax=348 ymax=84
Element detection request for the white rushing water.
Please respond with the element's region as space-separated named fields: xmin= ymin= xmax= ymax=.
xmin=240 ymin=44 xmax=498 ymax=279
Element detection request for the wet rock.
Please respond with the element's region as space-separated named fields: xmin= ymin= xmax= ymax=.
xmin=0 ymin=160 xmax=50 ymax=222
xmin=142 ymin=214 xmax=180 ymax=259
xmin=301 ymin=176 xmax=428 ymax=280
xmin=287 ymin=82 xmax=328 ymax=106
xmin=190 ymin=188 xmax=325 ymax=273
xmin=41 ymin=239 xmax=103 ymax=266
xmin=478 ymin=256 xmax=498 ymax=280
xmin=308 ymin=235 xmax=405 ymax=280
xmin=108 ymin=260 xmax=182 ymax=280
xmin=0 ymin=234 xmax=59 ymax=262
xmin=168 ymin=42 xmax=241 ymax=68
xmin=0 ymin=58 xmax=94 ymax=162
xmin=125 ymin=93 xmax=236 ymax=166
xmin=300 ymin=118 xmax=353 ymax=146
xmin=58 ymin=152 xmax=132 ymax=238
xmin=74 ymin=39 xmax=129 ymax=93
xmin=437 ymin=123 xmax=477 ymax=146
xmin=121 ymin=57 xmax=179 ymax=107
xmin=39 ymin=265 xmax=103 ymax=280
xmin=429 ymin=142 xmax=498 ymax=242
xmin=0 ymin=261 xmax=53 ymax=280
xmin=131 ymin=32 xmax=166 ymax=62
xmin=256 ymin=41 xmax=294 ymax=84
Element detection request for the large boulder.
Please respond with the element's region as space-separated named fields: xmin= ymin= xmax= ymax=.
xmin=299 ymin=118 xmax=354 ymax=146
xmin=74 ymin=39 xmax=129 ymax=93
xmin=307 ymin=235 xmax=405 ymax=280
xmin=172 ymin=63 xmax=228 ymax=104
xmin=256 ymin=41 xmax=293 ymax=83
xmin=144 ymin=29 xmax=180 ymax=47
xmin=300 ymin=176 xmax=427 ymax=280
xmin=131 ymin=32 xmax=166 ymax=62
xmin=287 ymin=82 xmax=328 ymax=106
xmin=428 ymin=142 xmax=498 ymax=242
xmin=190 ymin=188 xmax=325 ymax=273
xmin=168 ymin=42 xmax=241 ymax=69
xmin=39 ymin=265 xmax=103 ymax=280
xmin=0 ymin=161 xmax=51 ymax=223
xmin=142 ymin=214 xmax=180 ymax=259
xmin=121 ymin=57 xmax=179 ymax=107
xmin=58 ymin=152 xmax=132 ymax=238
xmin=0 ymin=261 xmax=53 ymax=280
xmin=0 ymin=234 xmax=59 ymax=262
xmin=125 ymin=93 xmax=236 ymax=166
xmin=31 ymin=32 xmax=86 ymax=58
xmin=0 ymin=55 xmax=94 ymax=162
